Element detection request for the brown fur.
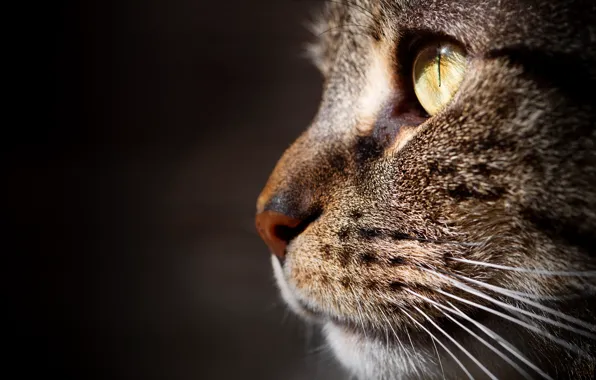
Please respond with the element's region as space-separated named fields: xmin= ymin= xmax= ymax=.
xmin=257 ymin=1 xmax=596 ymax=378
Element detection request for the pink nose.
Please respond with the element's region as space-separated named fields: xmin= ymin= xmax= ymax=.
xmin=255 ymin=210 xmax=302 ymax=259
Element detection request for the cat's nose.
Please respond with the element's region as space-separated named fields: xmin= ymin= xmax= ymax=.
xmin=255 ymin=133 xmax=322 ymax=259
xmin=255 ymin=210 xmax=303 ymax=259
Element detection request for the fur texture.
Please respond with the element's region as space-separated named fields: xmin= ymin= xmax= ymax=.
xmin=257 ymin=0 xmax=596 ymax=378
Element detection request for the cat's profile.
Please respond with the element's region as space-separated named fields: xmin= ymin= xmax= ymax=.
xmin=256 ymin=0 xmax=596 ymax=378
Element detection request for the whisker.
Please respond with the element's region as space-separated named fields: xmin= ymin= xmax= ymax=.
xmin=378 ymin=307 xmax=420 ymax=375
xmin=375 ymin=308 xmax=391 ymax=351
xmin=446 ymin=301 xmax=555 ymax=380
xmin=399 ymin=307 xmax=475 ymax=380
xmin=453 ymin=273 xmax=596 ymax=332
xmin=405 ymin=289 xmax=553 ymax=379
xmin=281 ymin=307 xmax=291 ymax=325
xmin=439 ymin=306 xmax=535 ymax=379
xmin=404 ymin=319 xmax=424 ymax=376
xmin=433 ymin=287 xmax=591 ymax=358
xmin=431 ymin=331 xmax=446 ymax=380
xmin=412 ymin=290 xmax=534 ymax=379
xmin=434 ymin=275 xmax=577 ymax=301
xmin=448 ymin=258 xmax=596 ymax=277
xmin=305 ymin=321 xmax=316 ymax=349
xmin=406 ymin=289 xmax=548 ymax=379
xmin=306 ymin=343 xmax=330 ymax=356
xmin=424 ymin=269 xmax=596 ymax=339
xmin=412 ymin=305 xmax=499 ymax=380
xmin=383 ymin=316 xmax=390 ymax=350
xmin=349 ymin=283 xmax=370 ymax=341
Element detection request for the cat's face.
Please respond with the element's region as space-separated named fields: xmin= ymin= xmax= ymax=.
xmin=257 ymin=0 xmax=596 ymax=378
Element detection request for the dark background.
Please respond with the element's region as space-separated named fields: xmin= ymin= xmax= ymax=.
xmin=13 ymin=0 xmax=346 ymax=379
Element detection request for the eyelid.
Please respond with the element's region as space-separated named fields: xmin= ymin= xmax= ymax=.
xmin=400 ymin=30 xmax=470 ymax=57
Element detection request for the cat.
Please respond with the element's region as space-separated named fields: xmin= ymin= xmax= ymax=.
xmin=256 ymin=0 xmax=596 ymax=378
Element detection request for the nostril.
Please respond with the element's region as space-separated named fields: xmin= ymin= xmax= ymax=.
xmin=255 ymin=209 xmax=321 ymax=260
xmin=255 ymin=211 xmax=300 ymax=259
xmin=274 ymin=224 xmax=301 ymax=245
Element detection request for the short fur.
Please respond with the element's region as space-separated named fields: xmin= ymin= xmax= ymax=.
xmin=257 ymin=1 xmax=596 ymax=379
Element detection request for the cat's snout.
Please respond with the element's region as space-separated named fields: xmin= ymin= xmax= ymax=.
xmin=255 ymin=210 xmax=303 ymax=259
xmin=256 ymin=132 xmax=328 ymax=258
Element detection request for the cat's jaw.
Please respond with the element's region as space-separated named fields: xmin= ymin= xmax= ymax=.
xmin=272 ymin=255 xmax=436 ymax=379
xmin=271 ymin=255 xmax=569 ymax=380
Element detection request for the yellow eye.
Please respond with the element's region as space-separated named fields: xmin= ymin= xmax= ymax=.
xmin=412 ymin=42 xmax=467 ymax=116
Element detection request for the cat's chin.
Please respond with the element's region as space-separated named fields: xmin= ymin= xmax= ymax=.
xmin=323 ymin=322 xmax=431 ymax=380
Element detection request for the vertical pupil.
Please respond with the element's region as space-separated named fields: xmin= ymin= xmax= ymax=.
xmin=437 ymin=45 xmax=442 ymax=87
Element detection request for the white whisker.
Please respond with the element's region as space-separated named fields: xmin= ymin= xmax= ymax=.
xmin=433 ymin=287 xmax=591 ymax=358
xmin=445 ymin=301 xmax=555 ymax=380
xmin=432 ymin=333 xmax=446 ymax=380
xmin=437 ymin=306 xmax=533 ymax=379
xmin=448 ymin=258 xmax=596 ymax=277
xmin=349 ymin=283 xmax=370 ymax=341
xmin=412 ymin=305 xmax=499 ymax=380
xmin=437 ymin=280 xmax=574 ymax=301
xmin=400 ymin=307 xmax=475 ymax=380
xmin=405 ymin=289 xmax=536 ymax=380
xmin=453 ymin=273 xmax=596 ymax=332
xmin=403 ymin=319 xmax=424 ymax=376
xmin=424 ymin=269 xmax=596 ymax=340
xmin=378 ymin=307 xmax=419 ymax=375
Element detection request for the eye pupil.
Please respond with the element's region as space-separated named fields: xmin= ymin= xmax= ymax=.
xmin=412 ymin=42 xmax=466 ymax=116
xmin=436 ymin=45 xmax=442 ymax=87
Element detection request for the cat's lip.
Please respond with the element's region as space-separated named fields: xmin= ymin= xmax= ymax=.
xmin=271 ymin=255 xmax=401 ymax=336
xmin=285 ymin=296 xmax=361 ymax=332
xmin=271 ymin=255 xmax=328 ymax=322
xmin=272 ymin=255 xmax=383 ymax=331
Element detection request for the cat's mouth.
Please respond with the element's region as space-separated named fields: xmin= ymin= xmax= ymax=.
xmin=271 ymin=255 xmax=328 ymax=322
xmin=271 ymin=255 xmax=361 ymax=329
xmin=271 ymin=255 xmax=419 ymax=341
xmin=270 ymin=253 xmax=488 ymax=349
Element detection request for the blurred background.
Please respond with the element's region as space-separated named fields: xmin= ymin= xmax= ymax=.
xmin=12 ymin=0 xmax=347 ymax=379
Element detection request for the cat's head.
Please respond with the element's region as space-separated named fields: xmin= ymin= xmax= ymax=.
xmin=256 ymin=0 xmax=596 ymax=378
